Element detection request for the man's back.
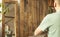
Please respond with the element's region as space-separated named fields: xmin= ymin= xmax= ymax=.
xmin=34 ymin=0 xmax=60 ymax=37
xmin=48 ymin=11 xmax=60 ymax=37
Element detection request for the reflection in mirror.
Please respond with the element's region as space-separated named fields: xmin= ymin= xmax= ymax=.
xmin=4 ymin=3 xmax=15 ymax=37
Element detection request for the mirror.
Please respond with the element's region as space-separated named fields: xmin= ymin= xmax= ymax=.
xmin=2 ymin=1 xmax=18 ymax=37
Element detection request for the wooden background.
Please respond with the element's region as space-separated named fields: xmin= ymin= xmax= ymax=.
xmin=20 ymin=0 xmax=54 ymax=37
xmin=2 ymin=0 xmax=54 ymax=37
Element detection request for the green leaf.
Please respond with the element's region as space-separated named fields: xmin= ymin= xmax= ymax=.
xmin=0 ymin=3 xmax=2 ymax=7
xmin=0 ymin=20 xmax=2 ymax=22
xmin=0 ymin=11 xmax=1 ymax=13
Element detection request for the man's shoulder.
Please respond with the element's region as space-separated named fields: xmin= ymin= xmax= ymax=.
xmin=45 ymin=13 xmax=55 ymax=19
xmin=46 ymin=13 xmax=54 ymax=18
xmin=46 ymin=12 xmax=59 ymax=20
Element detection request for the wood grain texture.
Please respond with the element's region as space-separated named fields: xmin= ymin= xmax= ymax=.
xmin=20 ymin=0 xmax=25 ymax=37
xmin=14 ymin=2 xmax=20 ymax=37
xmin=3 ymin=0 xmax=54 ymax=37
xmin=20 ymin=0 xmax=49 ymax=37
xmin=2 ymin=14 xmax=5 ymax=37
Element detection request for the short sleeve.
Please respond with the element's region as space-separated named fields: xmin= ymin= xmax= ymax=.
xmin=38 ymin=14 xmax=53 ymax=31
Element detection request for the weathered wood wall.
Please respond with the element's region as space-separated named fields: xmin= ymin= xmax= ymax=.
xmin=2 ymin=0 xmax=54 ymax=37
xmin=4 ymin=0 xmax=18 ymax=2
xmin=20 ymin=0 xmax=49 ymax=37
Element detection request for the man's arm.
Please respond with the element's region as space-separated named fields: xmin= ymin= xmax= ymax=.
xmin=34 ymin=14 xmax=52 ymax=36
xmin=34 ymin=27 xmax=43 ymax=36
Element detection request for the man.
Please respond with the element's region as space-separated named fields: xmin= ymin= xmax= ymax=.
xmin=34 ymin=0 xmax=60 ymax=37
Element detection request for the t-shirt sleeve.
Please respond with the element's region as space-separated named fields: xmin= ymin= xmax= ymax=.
xmin=38 ymin=14 xmax=53 ymax=31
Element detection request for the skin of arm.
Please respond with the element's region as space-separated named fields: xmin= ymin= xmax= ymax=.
xmin=34 ymin=27 xmax=43 ymax=36
xmin=34 ymin=14 xmax=50 ymax=36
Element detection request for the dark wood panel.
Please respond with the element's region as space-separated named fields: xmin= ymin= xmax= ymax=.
xmin=20 ymin=0 xmax=25 ymax=37
xmin=2 ymin=14 xmax=5 ymax=37
xmin=20 ymin=0 xmax=49 ymax=37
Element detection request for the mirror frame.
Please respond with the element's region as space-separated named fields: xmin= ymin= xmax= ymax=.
xmin=2 ymin=1 xmax=18 ymax=37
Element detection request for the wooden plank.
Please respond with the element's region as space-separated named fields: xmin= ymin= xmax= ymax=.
xmin=2 ymin=14 xmax=5 ymax=37
xmin=20 ymin=0 xmax=25 ymax=37
xmin=14 ymin=2 xmax=20 ymax=37
xmin=2 ymin=0 xmax=5 ymax=37
xmin=20 ymin=0 xmax=54 ymax=37
xmin=28 ymin=0 xmax=33 ymax=36
xmin=24 ymin=0 xmax=30 ymax=37
xmin=36 ymin=0 xmax=40 ymax=25
xmin=31 ymin=0 xmax=38 ymax=33
xmin=39 ymin=0 xmax=43 ymax=22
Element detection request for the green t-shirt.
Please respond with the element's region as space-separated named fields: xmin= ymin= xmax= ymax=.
xmin=38 ymin=11 xmax=60 ymax=37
